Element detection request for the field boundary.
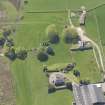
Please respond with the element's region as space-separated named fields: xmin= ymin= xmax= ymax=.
xmin=24 ymin=3 xmax=105 ymax=14
xmin=87 ymin=3 xmax=105 ymax=12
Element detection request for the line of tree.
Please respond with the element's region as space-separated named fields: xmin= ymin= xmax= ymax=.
xmin=46 ymin=24 xmax=79 ymax=45
xmin=5 ymin=48 xmax=28 ymax=61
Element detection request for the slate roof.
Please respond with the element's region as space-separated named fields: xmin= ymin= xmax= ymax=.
xmin=73 ymin=84 xmax=105 ymax=105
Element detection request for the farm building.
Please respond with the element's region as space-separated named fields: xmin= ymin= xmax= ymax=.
xmin=79 ymin=10 xmax=87 ymax=25
xmin=49 ymin=72 xmax=66 ymax=86
xmin=70 ymin=41 xmax=92 ymax=51
xmin=72 ymin=83 xmax=105 ymax=105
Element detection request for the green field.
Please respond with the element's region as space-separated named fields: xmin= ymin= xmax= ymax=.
xmin=4 ymin=0 xmax=105 ymax=105
xmin=24 ymin=0 xmax=105 ymax=11
xmin=85 ymin=5 xmax=105 ymax=69
xmin=0 ymin=0 xmax=17 ymax=23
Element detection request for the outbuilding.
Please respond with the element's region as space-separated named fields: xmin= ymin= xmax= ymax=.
xmin=72 ymin=83 xmax=105 ymax=105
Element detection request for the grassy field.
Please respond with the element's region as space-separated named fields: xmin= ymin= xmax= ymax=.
xmin=94 ymin=5 xmax=105 ymax=55
xmin=85 ymin=5 xmax=105 ymax=70
xmin=0 ymin=0 xmax=17 ymax=22
xmin=8 ymin=0 xmax=105 ymax=105
xmin=24 ymin=0 xmax=105 ymax=11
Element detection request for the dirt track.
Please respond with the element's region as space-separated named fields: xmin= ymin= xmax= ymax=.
xmin=0 ymin=55 xmax=15 ymax=105
xmin=9 ymin=0 xmax=21 ymax=10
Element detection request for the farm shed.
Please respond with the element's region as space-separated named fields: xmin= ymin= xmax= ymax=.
xmin=72 ymin=83 xmax=105 ymax=105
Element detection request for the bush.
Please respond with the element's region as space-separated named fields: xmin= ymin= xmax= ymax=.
xmin=80 ymin=80 xmax=90 ymax=85
xmin=46 ymin=46 xmax=55 ymax=56
xmin=63 ymin=27 xmax=79 ymax=44
xmin=37 ymin=48 xmax=48 ymax=61
xmin=6 ymin=38 xmax=14 ymax=47
xmin=5 ymin=48 xmax=16 ymax=61
xmin=66 ymin=82 xmax=73 ymax=90
xmin=0 ymin=37 xmax=5 ymax=47
xmin=48 ymin=85 xmax=56 ymax=93
xmin=37 ymin=51 xmax=48 ymax=62
xmin=36 ymin=47 xmax=48 ymax=62
xmin=24 ymin=0 xmax=28 ymax=4
xmin=73 ymin=70 xmax=80 ymax=77
xmin=3 ymin=30 xmax=11 ymax=37
xmin=41 ymin=41 xmax=50 ymax=46
xmin=17 ymin=50 xmax=27 ymax=60
xmin=43 ymin=65 xmax=48 ymax=72
xmin=46 ymin=24 xmax=59 ymax=44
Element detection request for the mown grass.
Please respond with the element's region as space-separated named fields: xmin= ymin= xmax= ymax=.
xmin=94 ymin=5 xmax=105 ymax=54
xmin=24 ymin=0 xmax=105 ymax=11
xmin=9 ymin=0 xmax=105 ymax=105
xmin=85 ymin=5 xmax=105 ymax=70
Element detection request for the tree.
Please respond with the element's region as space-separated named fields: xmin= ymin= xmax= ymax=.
xmin=43 ymin=65 xmax=48 ymax=72
xmin=37 ymin=52 xmax=48 ymax=62
xmin=46 ymin=24 xmax=59 ymax=44
xmin=24 ymin=0 xmax=28 ymax=4
xmin=48 ymin=85 xmax=56 ymax=93
xmin=73 ymin=70 xmax=80 ymax=77
xmin=5 ymin=48 xmax=16 ymax=61
xmin=0 ymin=37 xmax=5 ymax=47
xmin=17 ymin=50 xmax=27 ymax=60
xmin=3 ymin=30 xmax=11 ymax=38
xmin=80 ymin=80 xmax=90 ymax=85
xmin=66 ymin=82 xmax=73 ymax=90
xmin=63 ymin=27 xmax=79 ymax=44
xmin=6 ymin=38 xmax=14 ymax=47
xmin=37 ymin=47 xmax=48 ymax=62
xmin=46 ymin=46 xmax=55 ymax=56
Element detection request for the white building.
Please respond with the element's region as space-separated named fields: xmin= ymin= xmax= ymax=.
xmin=79 ymin=10 xmax=87 ymax=25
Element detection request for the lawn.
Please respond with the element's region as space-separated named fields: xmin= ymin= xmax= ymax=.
xmin=85 ymin=5 xmax=105 ymax=70
xmin=24 ymin=0 xmax=105 ymax=11
xmin=94 ymin=5 xmax=105 ymax=54
xmin=8 ymin=0 xmax=105 ymax=105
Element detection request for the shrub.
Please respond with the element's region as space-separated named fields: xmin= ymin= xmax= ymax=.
xmin=41 ymin=41 xmax=50 ymax=46
xmin=43 ymin=65 xmax=48 ymax=72
xmin=46 ymin=46 xmax=55 ymax=56
xmin=73 ymin=70 xmax=80 ymax=77
xmin=17 ymin=50 xmax=27 ymax=60
xmin=48 ymin=85 xmax=56 ymax=93
xmin=24 ymin=0 xmax=28 ymax=4
xmin=0 ymin=37 xmax=5 ymax=47
xmin=5 ymin=48 xmax=16 ymax=61
xmin=37 ymin=52 xmax=48 ymax=62
xmin=3 ymin=30 xmax=11 ymax=37
xmin=63 ymin=27 xmax=79 ymax=44
xmin=46 ymin=24 xmax=59 ymax=44
xmin=80 ymin=80 xmax=90 ymax=85
xmin=66 ymin=82 xmax=73 ymax=90
xmin=37 ymin=47 xmax=48 ymax=62
xmin=6 ymin=38 xmax=14 ymax=47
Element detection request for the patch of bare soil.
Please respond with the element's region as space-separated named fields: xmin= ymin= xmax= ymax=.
xmin=0 ymin=51 xmax=16 ymax=105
